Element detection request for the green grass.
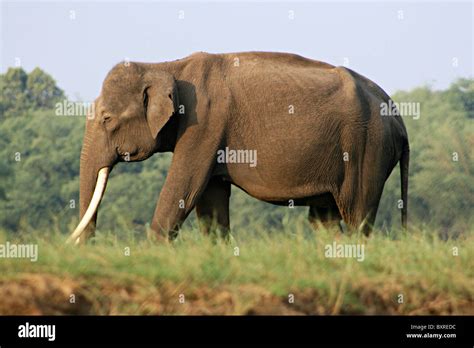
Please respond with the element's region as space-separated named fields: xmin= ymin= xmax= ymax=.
xmin=0 ymin=223 xmax=472 ymax=315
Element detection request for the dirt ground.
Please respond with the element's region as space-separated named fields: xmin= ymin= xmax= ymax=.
xmin=0 ymin=274 xmax=471 ymax=315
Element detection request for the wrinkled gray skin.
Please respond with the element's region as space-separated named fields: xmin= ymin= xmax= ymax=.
xmin=78 ymin=52 xmax=409 ymax=242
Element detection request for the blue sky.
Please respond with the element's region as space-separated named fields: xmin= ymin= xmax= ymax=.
xmin=1 ymin=1 xmax=472 ymax=101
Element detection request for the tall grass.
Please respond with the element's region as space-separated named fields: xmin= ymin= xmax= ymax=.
xmin=0 ymin=220 xmax=472 ymax=314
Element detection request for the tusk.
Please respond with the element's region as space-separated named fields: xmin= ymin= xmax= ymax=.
xmin=67 ymin=167 xmax=110 ymax=244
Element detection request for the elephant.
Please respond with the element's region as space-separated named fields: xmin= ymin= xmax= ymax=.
xmin=67 ymin=51 xmax=409 ymax=244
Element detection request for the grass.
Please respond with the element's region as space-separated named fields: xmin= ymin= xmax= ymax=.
xmin=0 ymin=222 xmax=472 ymax=315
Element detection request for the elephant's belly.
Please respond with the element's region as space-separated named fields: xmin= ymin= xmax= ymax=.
xmin=263 ymin=192 xmax=337 ymax=207
xmin=233 ymin=181 xmax=333 ymax=204
xmin=215 ymin=164 xmax=337 ymax=204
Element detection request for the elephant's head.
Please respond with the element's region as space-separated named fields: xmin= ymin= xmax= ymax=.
xmin=68 ymin=62 xmax=179 ymax=244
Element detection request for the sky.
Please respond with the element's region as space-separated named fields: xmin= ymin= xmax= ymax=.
xmin=1 ymin=0 xmax=472 ymax=101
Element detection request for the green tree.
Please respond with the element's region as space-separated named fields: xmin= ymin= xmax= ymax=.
xmin=0 ymin=68 xmax=30 ymax=117
xmin=447 ymin=78 xmax=474 ymax=119
xmin=0 ymin=67 xmax=64 ymax=118
xmin=26 ymin=68 xmax=64 ymax=110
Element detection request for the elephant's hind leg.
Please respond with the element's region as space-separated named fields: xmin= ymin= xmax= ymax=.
xmin=308 ymin=205 xmax=343 ymax=233
xmin=195 ymin=177 xmax=231 ymax=240
xmin=334 ymin=178 xmax=384 ymax=236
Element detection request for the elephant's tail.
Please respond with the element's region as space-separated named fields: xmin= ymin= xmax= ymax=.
xmin=400 ymin=143 xmax=409 ymax=230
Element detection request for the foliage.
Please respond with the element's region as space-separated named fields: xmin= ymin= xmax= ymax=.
xmin=0 ymin=67 xmax=64 ymax=118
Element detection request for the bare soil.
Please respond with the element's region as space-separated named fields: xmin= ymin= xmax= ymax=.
xmin=0 ymin=274 xmax=471 ymax=315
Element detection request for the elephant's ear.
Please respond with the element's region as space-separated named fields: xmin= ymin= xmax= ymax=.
xmin=144 ymin=73 xmax=179 ymax=139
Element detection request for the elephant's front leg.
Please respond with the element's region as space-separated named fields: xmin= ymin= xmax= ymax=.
xmin=195 ymin=177 xmax=231 ymax=240
xmin=150 ymin=163 xmax=208 ymax=240
xmin=149 ymin=134 xmax=222 ymax=240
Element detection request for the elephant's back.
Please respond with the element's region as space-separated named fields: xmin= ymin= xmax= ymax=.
xmin=220 ymin=52 xmax=353 ymax=133
xmin=220 ymin=51 xmax=340 ymax=88
xmin=219 ymin=51 xmax=336 ymax=70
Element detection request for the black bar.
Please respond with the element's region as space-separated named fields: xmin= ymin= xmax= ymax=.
xmin=0 ymin=315 xmax=472 ymax=346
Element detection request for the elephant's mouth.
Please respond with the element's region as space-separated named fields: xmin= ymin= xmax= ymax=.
xmin=67 ymin=167 xmax=110 ymax=244
xmin=116 ymin=146 xmax=142 ymax=162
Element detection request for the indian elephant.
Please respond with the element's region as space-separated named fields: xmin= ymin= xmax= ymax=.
xmin=67 ymin=52 xmax=409 ymax=244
